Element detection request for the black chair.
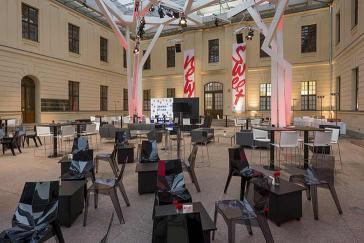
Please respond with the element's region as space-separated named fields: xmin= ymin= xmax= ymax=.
xmin=0 ymin=181 xmax=64 ymax=243
xmin=289 ymin=154 xmax=342 ymax=220
xmin=224 ymin=147 xmax=263 ymax=199
xmin=213 ymin=176 xmax=274 ymax=243
xmin=25 ymin=125 xmax=42 ymax=147
xmin=152 ymin=212 xmax=204 ymax=243
xmin=94 ymin=145 xmax=119 ymax=176
xmin=99 ymin=213 xmax=114 ymax=243
xmin=154 ymin=160 xmax=192 ymax=210
xmin=84 ymin=158 xmax=130 ymax=226
xmin=140 ymin=140 xmax=160 ymax=163
xmin=1 ymin=131 xmax=22 ymax=156
xmin=182 ymin=144 xmax=201 ymax=192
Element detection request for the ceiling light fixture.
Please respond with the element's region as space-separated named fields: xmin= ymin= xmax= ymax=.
xmin=246 ymin=28 xmax=254 ymax=40
xmin=149 ymin=5 xmax=155 ymax=12
xmin=179 ymin=13 xmax=187 ymax=28
xmin=158 ymin=6 xmax=165 ymax=18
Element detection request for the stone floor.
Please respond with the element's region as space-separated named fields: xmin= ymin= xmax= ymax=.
xmin=0 ymin=127 xmax=364 ymax=243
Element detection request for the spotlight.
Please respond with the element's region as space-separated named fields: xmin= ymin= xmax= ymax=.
xmin=214 ymin=18 xmax=219 ymax=27
xmin=166 ymin=10 xmax=173 ymax=18
xmin=133 ymin=46 xmax=140 ymax=54
xmin=158 ymin=6 xmax=165 ymax=18
xmin=179 ymin=14 xmax=187 ymax=28
xmin=246 ymin=28 xmax=254 ymax=40
xmin=149 ymin=5 xmax=154 ymax=12
xmin=140 ymin=17 xmax=145 ymax=26
xmin=173 ymin=12 xmax=180 ymax=19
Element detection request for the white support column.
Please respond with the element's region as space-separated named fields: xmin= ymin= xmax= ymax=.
xmin=126 ymin=27 xmax=133 ymax=116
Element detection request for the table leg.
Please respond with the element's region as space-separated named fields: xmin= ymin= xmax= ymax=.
xmin=246 ymin=119 xmax=249 ymax=130
xmin=264 ymin=130 xmax=278 ymax=171
xmin=304 ymin=131 xmax=309 ymax=169
xmin=225 ymin=115 xmax=228 ymax=127
xmin=5 ymin=120 xmax=8 ymax=137
xmin=77 ymin=124 xmax=81 ymax=138
xmin=49 ymin=126 xmax=59 ymax=158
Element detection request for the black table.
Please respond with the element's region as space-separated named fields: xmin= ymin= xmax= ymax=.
xmin=58 ymin=156 xmax=72 ymax=175
xmin=223 ymin=115 xmax=229 ymax=127
xmin=135 ymin=162 xmax=158 ymax=194
xmin=292 ymin=126 xmax=326 ymax=169
xmin=58 ymin=180 xmax=85 ymax=227
xmin=251 ymin=178 xmax=305 ymax=226
xmin=154 ymin=202 xmax=217 ymax=243
xmin=255 ymin=127 xmax=292 ymax=171
xmin=117 ymin=145 xmax=135 ymax=163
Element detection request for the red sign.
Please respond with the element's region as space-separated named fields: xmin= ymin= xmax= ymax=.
xmin=231 ymin=44 xmax=246 ymax=112
xmin=183 ymin=49 xmax=195 ymax=98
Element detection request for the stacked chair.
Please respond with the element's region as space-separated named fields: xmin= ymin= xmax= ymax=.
xmin=0 ymin=181 xmax=64 ymax=243
xmin=182 ymin=144 xmax=201 ymax=192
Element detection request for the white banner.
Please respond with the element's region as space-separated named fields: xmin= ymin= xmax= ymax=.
xmin=231 ymin=43 xmax=247 ymax=112
xmin=183 ymin=49 xmax=195 ymax=98
xmin=151 ymin=98 xmax=174 ymax=119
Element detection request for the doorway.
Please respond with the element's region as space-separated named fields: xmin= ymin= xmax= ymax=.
xmin=21 ymin=76 xmax=36 ymax=123
xmin=204 ymin=82 xmax=223 ymax=118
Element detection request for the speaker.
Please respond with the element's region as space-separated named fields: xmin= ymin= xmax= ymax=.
xmin=236 ymin=33 xmax=244 ymax=44
xmin=175 ymin=43 xmax=181 ymax=53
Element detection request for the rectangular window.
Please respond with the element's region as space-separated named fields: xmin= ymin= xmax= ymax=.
xmin=260 ymin=34 xmax=269 ymax=58
xmin=336 ymin=76 xmax=341 ymax=111
xmin=68 ymin=23 xmax=80 ymax=54
xmin=353 ymin=68 xmax=359 ymax=110
xmin=143 ymin=90 xmax=151 ymax=111
xmin=208 ymin=39 xmax=219 ymax=63
xmin=301 ymin=24 xmax=317 ymax=53
xmin=100 ymin=85 xmax=108 ymax=111
xmin=167 ymin=46 xmax=175 ymax=68
xmin=352 ymin=0 xmax=358 ymax=28
xmin=301 ymin=81 xmax=316 ymax=110
xmin=22 ymin=3 xmax=38 ymax=42
xmin=123 ymin=49 xmax=127 ymax=68
xmin=123 ymin=89 xmax=128 ymax=111
xmin=69 ymin=81 xmax=79 ymax=111
xmin=167 ymin=88 xmax=175 ymax=98
xmin=336 ymin=12 xmax=341 ymax=44
xmin=259 ymin=83 xmax=271 ymax=110
xmin=100 ymin=37 xmax=108 ymax=62
xmin=41 ymin=99 xmax=69 ymax=112
xmin=143 ymin=50 xmax=151 ymax=70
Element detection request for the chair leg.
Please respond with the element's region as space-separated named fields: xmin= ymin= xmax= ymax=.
xmin=227 ymin=221 xmax=235 ymax=243
xmin=256 ymin=214 xmax=274 ymax=243
xmin=10 ymin=145 xmax=15 ymax=156
xmin=306 ymin=186 xmax=311 ymax=200
xmin=190 ymin=169 xmax=201 ymax=192
xmin=212 ymin=205 xmax=218 ymax=240
xmin=223 ymin=171 xmax=233 ymax=194
xmin=118 ymin=182 xmax=130 ymax=206
xmin=245 ymin=219 xmax=253 ymax=235
xmin=327 ymin=183 xmax=343 ymax=215
xmin=94 ymin=189 xmax=98 ymax=209
xmin=108 ymin=159 xmax=118 ymax=177
xmin=51 ymin=221 xmax=65 ymax=243
xmin=311 ymin=185 xmax=319 ymax=220
xmin=337 ymin=143 xmax=343 ymax=170
xmin=109 ymin=188 xmax=125 ymax=224
xmin=95 ymin=158 xmax=99 ymax=173
xmin=83 ymin=191 xmax=90 ymax=226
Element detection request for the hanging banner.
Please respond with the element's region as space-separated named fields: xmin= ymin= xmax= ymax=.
xmin=231 ymin=43 xmax=247 ymax=112
xmin=183 ymin=49 xmax=195 ymax=98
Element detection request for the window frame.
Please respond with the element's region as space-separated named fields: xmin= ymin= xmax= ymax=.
xmin=353 ymin=68 xmax=359 ymax=111
xmin=123 ymin=49 xmax=127 ymax=68
xmin=300 ymin=81 xmax=317 ymax=111
xmin=167 ymin=88 xmax=176 ymax=98
xmin=22 ymin=3 xmax=39 ymax=42
xmin=336 ymin=12 xmax=341 ymax=45
xmin=100 ymin=85 xmax=108 ymax=111
xmin=100 ymin=36 xmax=108 ymax=62
xmin=68 ymin=81 xmax=80 ymax=112
xmin=68 ymin=23 xmax=80 ymax=54
xmin=208 ymin=39 xmax=219 ymax=63
xmin=143 ymin=89 xmax=151 ymax=111
xmin=166 ymin=46 xmax=175 ymax=68
xmin=123 ymin=88 xmax=128 ymax=111
xmin=301 ymin=24 xmax=317 ymax=53
xmin=259 ymin=83 xmax=271 ymax=111
xmin=352 ymin=0 xmax=358 ymax=29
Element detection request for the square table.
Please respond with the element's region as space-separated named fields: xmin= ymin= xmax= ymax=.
xmin=58 ymin=180 xmax=85 ymax=227
xmin=117 ymin=145 xmax=135 ymax=163
xmin=215 ymin=132 xmax=235 ymax=146
xmin=251 ymin=178 xmax=305 ymax=226
xmin=154 ymin=202 xmax=217 ymax=243
xmin=254 ymin=127 xmax=292 ymax=171
xmin=135 ymin=162 xmax=158 ymax=194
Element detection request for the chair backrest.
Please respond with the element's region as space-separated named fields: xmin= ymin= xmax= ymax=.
xmin=141 ymin=140 xmax=159 ymax=162
xmin=228 ymin=147 xmax=249 ymax=173
xmin=72 ymin=137 xmax=89 ymax=153
xmin=251 ymin=118 xmax=261 ymax=126
xmin=188 ymin=144 xmax=198 ymax=169
xmin=252 ymin=129 xmax=268 ymax=140
xmin=61 ymin=125 xmax=75 ymax=137
xmin=86 ymin=123 xmax=97 ymax=134
xmin=157 ymin=160 xmax=184 ymax=192
xmin=73 ymin=149 xmax=94 ymax=162
xmin=95 ymin=122 xmax=100 ymax=131
xmin=236 ymin=118 xmax=246 ymax=126
xmin=99 ymin=213 xmax=114 ymax=243
xmin=182 ymin=118 xmax=191 ymax=126
xmin=325 ymin=128 xmax=340 ymax=143
xmin=36 ymin=126 xmax=51 ymax=136
xmin=279 ymin=131 xmax=299 ymax=147
xmin=234 ymin=118 xmax=238 ymax=126
xmin=7 ymin=119 xmax=17 ymax=127
xmin=90 ymin=116 xmax=96 ymax=122
xmin=13 ymin=181 xmax=59 ymax=227
xmin=313 ymin=131 xmax=332 ymax=146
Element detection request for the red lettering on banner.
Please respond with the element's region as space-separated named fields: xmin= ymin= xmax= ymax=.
xmin=184 ymin=55 xmax=195 ymax=98
xmin=232 ymin=45 xmax=246 ymax=106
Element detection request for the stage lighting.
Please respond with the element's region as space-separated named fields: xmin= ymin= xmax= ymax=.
xmin=158 ymin=6 xmax=165 ymax=18
xmin=179 ymin=14 xmax=187 ymax=28
xmin=149 ymin=5 xmax=154 ymax=12
xmin=173 ymin=12 xmax=180 ymax=19
xmin=246 ymin=28 xmax=254 ymax=40
xmin=214 ymin=18 xmax=219 ymax=27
